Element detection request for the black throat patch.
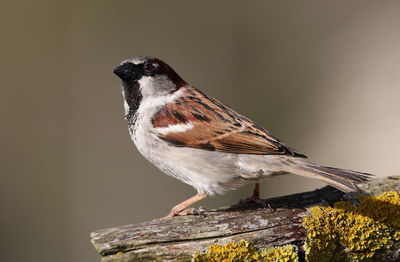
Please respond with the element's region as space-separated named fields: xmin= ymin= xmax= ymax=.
xmin=122 ymin=80 xmax=142 ymax=123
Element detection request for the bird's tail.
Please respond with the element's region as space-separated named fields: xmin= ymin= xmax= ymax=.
xmin=282 ymin=158 xmax=373 ymax=192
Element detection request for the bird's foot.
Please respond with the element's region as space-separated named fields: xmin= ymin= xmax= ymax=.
xmin=236 ymin=183 xmax=269 ymax=208
xmin=164 ymin=207 xmax=202 ymax=218
xmin=161 ymin=193 xmax=208 ymax=219
xmin=238 ymin=196 xmax=269 ymax=208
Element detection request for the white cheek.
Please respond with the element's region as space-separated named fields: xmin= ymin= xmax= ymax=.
xmin=137 ymin=76 xmax=151 ymax=91
xmin=138 ymin=75 xmax=177 ymax=98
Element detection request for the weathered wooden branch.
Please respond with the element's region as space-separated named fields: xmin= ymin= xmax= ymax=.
xmin=91 ymin=176 xmax=400 ymax=261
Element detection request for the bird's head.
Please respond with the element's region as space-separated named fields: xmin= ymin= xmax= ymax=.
xmin=113 ymin=56 xmax=187 ymax=118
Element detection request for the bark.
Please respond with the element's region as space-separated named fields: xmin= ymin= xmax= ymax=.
xmin=90 ymin=176 xmax=400 ymax=262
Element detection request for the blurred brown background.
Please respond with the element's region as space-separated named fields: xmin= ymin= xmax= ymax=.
xmin=1 ymin=1 xmax=400 ymax=261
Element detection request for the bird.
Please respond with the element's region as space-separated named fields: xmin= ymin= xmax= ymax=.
xmin=113 ymin=55 xmax=372 ymax=218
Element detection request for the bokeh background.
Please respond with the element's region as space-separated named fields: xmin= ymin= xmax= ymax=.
xmin=1 ymin=1 xmax=400 ymax=261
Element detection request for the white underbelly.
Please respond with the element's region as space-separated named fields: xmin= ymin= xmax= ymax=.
xmin=131 ymin=122 xmax=285 ymax=195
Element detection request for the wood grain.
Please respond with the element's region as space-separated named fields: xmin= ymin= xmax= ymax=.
xmin=90 ymin=176 xmax=400 ymax=262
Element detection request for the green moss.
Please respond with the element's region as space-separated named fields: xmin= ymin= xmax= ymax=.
xmin=193 ymin=240 xmax=299 ymax=262
xmin=303 ymin=191 xmax=400 ymax=262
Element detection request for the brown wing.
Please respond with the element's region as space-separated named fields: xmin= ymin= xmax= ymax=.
xmin=152 ymin=87 xmax=306 ymax=158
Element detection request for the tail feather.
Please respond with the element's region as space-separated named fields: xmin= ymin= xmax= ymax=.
xmin=284 ymin=159 xmax=373 ymax=192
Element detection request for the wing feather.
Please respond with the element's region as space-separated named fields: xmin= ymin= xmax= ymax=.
xmin=152 ymin=87 xmax=306 ymax=158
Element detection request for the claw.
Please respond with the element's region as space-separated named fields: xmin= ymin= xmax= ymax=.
xmin=165 ymin=207 xmax=201 ymax=218
xmin=162 ymin=193 xmax=208 ymax=218
xmin=237 ymin=183 xmax=269 ymax=208
xmin=238 ymin=196 xmax=268 ymax=207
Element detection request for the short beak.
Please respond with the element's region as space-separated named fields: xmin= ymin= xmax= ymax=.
xmin=113 ymin=63 xmax=139 ymax=82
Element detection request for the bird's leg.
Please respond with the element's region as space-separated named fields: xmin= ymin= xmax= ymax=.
xmin=251 ymin=182 xmax=261 ymax=199
xmin=238 ymin=183 xmax=268 ymax=207
xmin=165 ymin=193 xmax=208 ymax=218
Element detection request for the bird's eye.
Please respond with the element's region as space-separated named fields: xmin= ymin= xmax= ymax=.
xmin=143 ymin=62 xmax=158 ymax=74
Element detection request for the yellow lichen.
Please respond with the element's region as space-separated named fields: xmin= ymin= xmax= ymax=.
xmin=258 ymin=244 xmax=299 ymax=262
xmin=193 ymin=240 xmax=298 ymax=262
xmin=303 ymin=191 xmax=400 ymax=262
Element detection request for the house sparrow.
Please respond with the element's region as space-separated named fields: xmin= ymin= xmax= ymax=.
xmin=113 ymin=56 xmax=372 ymax=218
